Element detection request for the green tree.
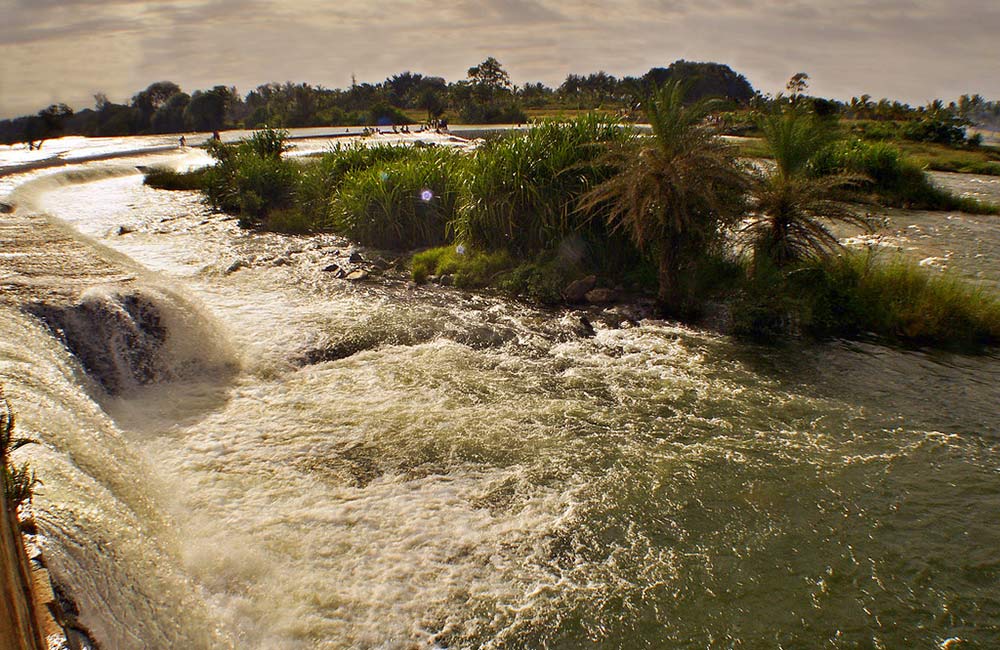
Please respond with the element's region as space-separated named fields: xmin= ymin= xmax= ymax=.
xmin=746 ymin=105 xmax=871 ymax=268
xmin=184 ymin=86 xmax=232 ymax=131
xmin=580 ymin=81 xmax=748 ymax=316
xmin=416 ymin=86 xmax=446 ymax=121
xmin=151 ymin=92 xmax=190 ymax=132
xmin=467 ymin=57 xmax=513 ymax=98
xmin=132 ymin=81 xmax=182 ymax=130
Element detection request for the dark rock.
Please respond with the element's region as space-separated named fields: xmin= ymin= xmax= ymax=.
xmin=0 ymin=202 xmax=15 ymax=214
xmin=348 ymin=250 xmax=364 ymax=263
xmin=561 ymin=312 xmax=596 ymax=338
xmin=271 ymin=256 xmax=291 ymax=266
xmin=562 ymin=275 xmax=597 ymax=303
xmin=585 ymin=288 xmax=616 ymax=304
xmin=438 ymin=274 xmax=455 ymax=286
xmin=371 ymin=257 xmax=391 ymax=271
xmin=322 ymin=263 xmax=342 ymax=273
xmin=25 ymin=292 xmax=169 ymax=395
xmin=345 ymin=269 xmax=369 ymax=281
xmin=595 ymin=309 xmax=638 ymax=330
xmin=114 ymin=225 xmax=135 ymax=236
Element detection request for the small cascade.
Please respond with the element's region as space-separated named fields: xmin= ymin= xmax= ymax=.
xmin=25 ymin=287 xmax=236 ymax=396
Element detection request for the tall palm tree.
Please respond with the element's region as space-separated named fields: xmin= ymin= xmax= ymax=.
xmin=747 ymin=106 xmax=872 ymax=269
xmin=579 ymin=80 xmax=748 ymax=317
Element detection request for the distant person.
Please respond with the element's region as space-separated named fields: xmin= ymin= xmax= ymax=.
xmin=212 ymin=131 xmax=221 ymax=141
xmin=179 ymin=135 xmax=186 ymax=147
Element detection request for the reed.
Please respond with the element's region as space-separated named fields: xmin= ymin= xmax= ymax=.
xmin=453 ymin=114 xmax=633 ymax=256
xmin=734 ymin=250 xmax=1000 ymax=348
xmin=328 ymin=146 xmax=464 ymax=249
xmin=810 ymin=139 xmax=999 ymax=214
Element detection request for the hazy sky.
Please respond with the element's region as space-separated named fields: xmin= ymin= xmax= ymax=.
xmin=1 ymin=0 xmax=997 ymax=117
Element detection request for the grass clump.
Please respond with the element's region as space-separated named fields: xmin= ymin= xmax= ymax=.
xmin=329 ymin=146 xmax=464 ymax=250
xmin=1 ymin=393 xmax=39 ymax=509
xmin=733 ymin=251 xmax=1000 ymax=349
xmin=143 ymin=167 xmax=208 ymax=191
xmin=411 ymin=246 xmax=513 ymax=287
xmin=810 ymin=139 xmax=999 ymax=214
xmin=454 ymin=114 xmax=634 ymax=257
xmin=898 ymin=141 xmax=1000 ymax=176
xmin=202 ymin=128 xmax=299 ymax=227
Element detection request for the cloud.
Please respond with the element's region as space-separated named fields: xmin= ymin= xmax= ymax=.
xmin=0 ymin=0 xmax=998 ymax=116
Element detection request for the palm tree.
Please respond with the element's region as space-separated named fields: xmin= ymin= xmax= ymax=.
xmin=579 ymin=80 xmax=748 ymax=317
xmin=746 ymin=106 xmax=871 ymax=269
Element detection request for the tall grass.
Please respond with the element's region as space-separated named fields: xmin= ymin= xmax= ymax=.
xmin=453 ymin=114 xmax=634 ymax=257
xmin=328 ymin=146 xmax=464 ymax=249
xmin=810 ymin=139 xmax=999 ymax=214
xmin=295 ymin=143 xmax=413 ymax=225
xmin=1 ymin=393 xmax=38 ymax=509
xmin=734 ymin=250 xmax=1000 ymax=349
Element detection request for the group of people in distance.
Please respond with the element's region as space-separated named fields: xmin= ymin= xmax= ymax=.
xmin=177 ymin=131 xmax=220 ymax=148
xmin=362 ymin=119 xmax=449 ymax=137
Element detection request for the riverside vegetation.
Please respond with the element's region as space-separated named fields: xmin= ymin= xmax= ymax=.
xmin=1 ymin=393 xmax=38 ymax=510
xmin=145 ymin=81 xmax=1000 ymax=351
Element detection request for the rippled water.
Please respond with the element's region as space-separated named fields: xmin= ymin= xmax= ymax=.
xmin=1 ymin=144 xmax=999 ymax=648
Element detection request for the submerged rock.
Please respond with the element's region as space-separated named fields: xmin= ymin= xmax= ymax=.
xmin=561 ymin=312 xmax=596 ymax=338
xmin=224 ymin=259 xmax=246 ymax=274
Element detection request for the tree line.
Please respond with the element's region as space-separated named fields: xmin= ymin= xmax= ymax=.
xmin=0 ymin=58 xmax=755 ymax=145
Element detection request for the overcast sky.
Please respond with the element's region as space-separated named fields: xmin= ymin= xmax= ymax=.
xmin=0 ymin=0 xmax=997 ymax=118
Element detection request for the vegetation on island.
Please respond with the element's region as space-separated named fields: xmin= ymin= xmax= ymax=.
xmin=144 ymin=70 xmax=1000 ymax=351
xmin=1 ymin=393 xmax=39 ymax=510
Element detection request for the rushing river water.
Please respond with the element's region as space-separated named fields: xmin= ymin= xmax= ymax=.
xmin=1 ymin=138 xmax=999 ymax=649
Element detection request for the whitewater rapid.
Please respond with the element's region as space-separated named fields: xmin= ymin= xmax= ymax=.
xmin=1 ymin=140 xmax=999 ymax=648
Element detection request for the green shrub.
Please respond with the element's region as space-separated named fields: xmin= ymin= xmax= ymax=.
xmin=810 ymin=139 xmax=998 ymax=214
xmin=142 ymin=167 xmax=207 ymax=190
xmin=453 ymin=114 xmax=634 ymax=257
xmin=328 ymin=147 xmax=464 ymax=249
xmin=202 ymin=128 xmax=299 ymax=226
xmin=411 ymin=246 xmax=513 ymax=287
xmin=732 ymin=250 xmax=1000 ymax=349
xmin=369 ymin=102 xmax=413 ymax=126
xmin=496 ymin=257 xmax=580 ymax=304
xmin=902 ymin=114 xmax=967 ymax=146
xmin=459 ymin=101 xmax=528 ymax=124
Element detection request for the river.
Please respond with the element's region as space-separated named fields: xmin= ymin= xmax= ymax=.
xmin=0 ymin=136 xmax=998 ymax=648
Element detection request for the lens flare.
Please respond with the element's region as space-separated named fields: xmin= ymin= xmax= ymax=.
xmin=420 ymin=189 xmax=434 ymax=202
